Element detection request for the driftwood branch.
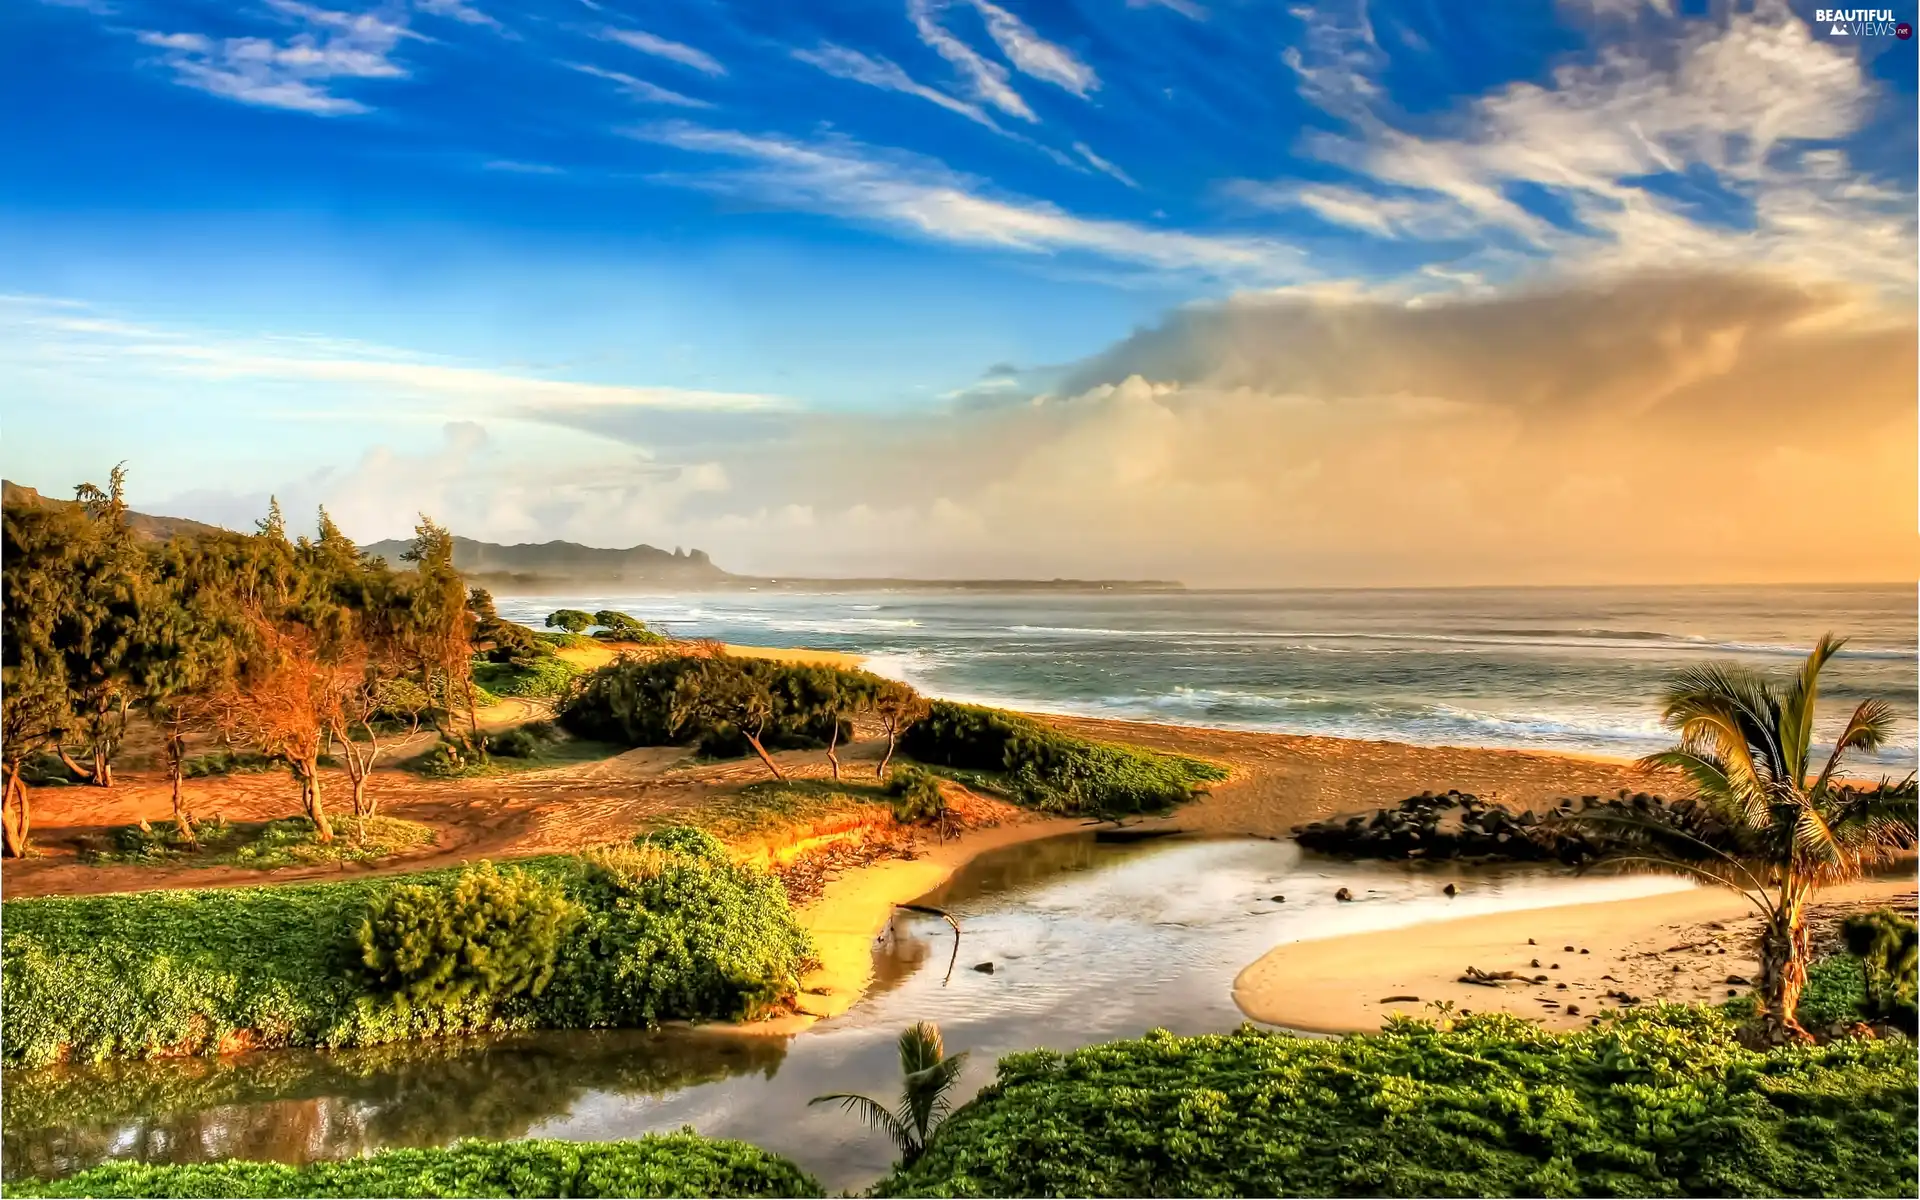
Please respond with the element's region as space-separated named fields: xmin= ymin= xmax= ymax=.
xmin=1458 ymin=966 xmax=1548 ymax=987
xmin=896 ymin=903 xmax=962 ymax=986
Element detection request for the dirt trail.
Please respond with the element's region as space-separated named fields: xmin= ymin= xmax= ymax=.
xmin=6 ymin=711 xmax=1658 ymax=900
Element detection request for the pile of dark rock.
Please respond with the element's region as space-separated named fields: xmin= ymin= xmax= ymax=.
xmin=1292 ymin=789 xmax=1714 ymax=866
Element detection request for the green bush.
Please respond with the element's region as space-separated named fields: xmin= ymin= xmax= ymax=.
xmin=473 ymin=656 xmax=582 ymax=699
xmin=536 ymin=630 xmax=597 ymax=651
xmin=877 ymin=1009 xmax=1920 ymax=1198
xmin=902 ymin=701 xmax=1225 ymax=817
xmin=2 ymin=827 xmax=809 ymax=1067
xmin=541 ymin=829 xmax=814 ymax=1029
xmin=4 ymin=1134 xmax=823 ymax=1198
xmin=545 ymin=609 xmax=595 ymax=636
xmin=181 ymin=750 xmax=279 ymax=778
xmin=358 ymin=863 xmax=581 ymax=1012
xmin=558 ymin=654 xmax=876 ymax=758
xmin=82 ymin=816 xmax=433 ymax=869
xmin=1843 ymin=909 xmax=1919 ymax=1032
xmin=487 ymin=721 xmax=562 ymax=759
xmin=888 ymin=764 xmax=946 ymax=824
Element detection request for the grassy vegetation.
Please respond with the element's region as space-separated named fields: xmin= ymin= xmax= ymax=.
xmin=80 ymin=816 xmax=436 ymax=868
xmin=4 ymin=1134 xmax=823 ymax=1198
xmin=472 ymin=656 xmax=582 ymax=700
xmin=2 ymin=828 xmax=811 ymax=1067
xmin=876 ymin=1008 xmax=1919 ymax=1198
xmin=901 ymin=701 xmax=1226 ymax=818
xmin=536 ymin=630 xmax=599 ymax=651
xmin=181 ymin=750 xmax=282 ymax=778
xmin=683 ymin=779 xmax=896 ymax=843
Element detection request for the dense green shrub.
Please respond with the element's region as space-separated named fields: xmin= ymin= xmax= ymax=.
xmin=5 ymin=1134 xmax=823 ymax=1198
xmin=877 ymin=1009 xmax=1919 ymax=1198
xmin=181 ymin=750 xmax=280 ymax=778
xmin=2 ymin=828 xmax=809 ymax=1067
xmin=358 ymin=863 xmax=581 ymax=1012
xmin=82 ymin=816 xmax=433 ymax=868
xmin=888 ymin=765 xmax=946 ymax=824
xmin=1844 ymin=909 xmax=1919 ymax=1032
xmin=902 ymin=701 xmax=1225 ymax=817
xmin=536 ymin=629 xmax=598 ymax=650
xmin=541 ymin=828 xmax=814 ymax=1028
xmin=487 ymin=721 xmax=562 ymax=759
xmin=473 ymin=655 xmax=581 ymax=699
xmin=558 ymin=654 xmax=875 ymax=759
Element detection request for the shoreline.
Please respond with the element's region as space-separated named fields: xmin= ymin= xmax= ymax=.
xmin=1234 ymin=876 xmax=1919 ymax=1033
xmin=739 ymin=815 xmax=1087 ymax=1037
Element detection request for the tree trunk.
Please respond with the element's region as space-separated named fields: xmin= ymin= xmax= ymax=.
xmin=297 ymin=759 xmax=333 ymax=842
xmin=55 ymin=743 xmax=96 ymax=783
xmin=1756 ymin=904 xmax=1813 ymax=1044
xmin=166 ymin=732 xmax=196 ymax=846
xmin=877 ymin=727 xmax=898 ymax=780
xmin=351 ymin=770 xmax=373 ymax=820
xmin=463 ymin=673 xmax=485 ymax=762
xmin=826 ymin=721 xmax=842 ymax=782
xmin=2 ymin=763 xmax=29 ymax=858
xmin=744 ymin=732 xmax=786 ymax=781
xmin=92 ymin=743 xmax=114 ymax=789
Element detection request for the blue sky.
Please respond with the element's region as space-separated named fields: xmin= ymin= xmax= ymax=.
xmin=2 ymin=1 xmax=1915 ymax=584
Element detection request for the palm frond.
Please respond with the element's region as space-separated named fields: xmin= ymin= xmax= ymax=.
xmin=897 ymin=1021 xmax=945 ymax=1076
xmin=1636 ymin=748 xmax=1768 ymax=830
xmin=808 ymin=1093 xmax=914 ymax=1155
xmin=1779 ymin=634 xmax=1844 ymax=781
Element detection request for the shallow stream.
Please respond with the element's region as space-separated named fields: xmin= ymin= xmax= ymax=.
xmin=3 ymin=834 xmax=1694 ymax=1191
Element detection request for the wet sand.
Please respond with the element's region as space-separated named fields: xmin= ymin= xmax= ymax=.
xmin=1234 ymin=877 xmax=1919 ymax=1032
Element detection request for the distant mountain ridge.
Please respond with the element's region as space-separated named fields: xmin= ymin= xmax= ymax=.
xmin=1 ymin=479 xmax=226 ymax=542
xmin=360 ymin=535 xmax=731 ymax=586
xmin=3 ymin=479 xmax=1181 ymax=591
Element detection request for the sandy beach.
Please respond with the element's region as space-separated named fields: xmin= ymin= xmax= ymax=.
xmin=1235 ymin=876 xmax=1919 ymax=1033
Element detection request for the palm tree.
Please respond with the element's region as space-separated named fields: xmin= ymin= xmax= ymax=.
xmin=1602 ymin=635 xmax=1914 ymax=1043
xmin=809 ymin=1021 xmax=969 ymax=1166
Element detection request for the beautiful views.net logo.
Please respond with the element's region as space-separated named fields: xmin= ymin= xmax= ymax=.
xmin=1814 ymin=8 xmax=1912 ymax=36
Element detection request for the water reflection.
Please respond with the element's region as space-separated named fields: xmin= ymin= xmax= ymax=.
xmin=2 ymin=1030 xmax=788 ymax=1181
xmin=4 ymin=834 xmax=1695 ymax=1192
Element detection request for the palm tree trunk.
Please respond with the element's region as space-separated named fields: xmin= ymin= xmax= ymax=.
xmin=1757 ymin=902 xmax=1813 ymax=1043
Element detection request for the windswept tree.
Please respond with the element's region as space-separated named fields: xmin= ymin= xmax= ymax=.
xmin=1595 ymin=636 xmax=1915 ymax=1043
xmin=217 ymin=615 xmax=343 ymax=842
xmin=671 ymin=656 xmax=785 ymax=780
xmin=402 ymin=517 xmax=481 ymax=751
xmin=50 ymin=465 xmax=148 ymax=787
xmin=470 ymin=588 xmax=543 ymax=665
xmin=545 ymin=609 xmax=593 ymax=635
xmin=873 ymin=681 xmax=932 ymax=780
xmin=2 ymin=499 xmax=81 ymax=855
xmin=591 ymin=610 xmax=661 ymax=644
xmin=304 ymin=512 xmax=413 ymax=821
xmin=128 ymin=537 xmax=244 ymax=843
xmin=810 ymin=1022 xmax=968 ymax=1168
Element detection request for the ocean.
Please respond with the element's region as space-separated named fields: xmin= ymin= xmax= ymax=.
xmin=495 ymin=585 xmax=1917 ymax=771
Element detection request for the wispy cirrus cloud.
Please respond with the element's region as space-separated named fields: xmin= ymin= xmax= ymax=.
xmin=602 ymin=26 xmax=726 ymax=76
xmin=971 ymin=0 xmax=1097 ymax=97
xmin=792 ymin=42 xmax=998 ymax=128
xmin=1073 ymin=142 xmax=1137 ymax=188
xmin=136 ymin=2 xmax=415 ymax=115
xmin=569 ymin=62 xmax=710 ymax=108
xmin=0 ymin=296 xmax=789 ymax=416
xmin=629 ymin=122 xmax=1303 ymax=280
xmin=908 ymin=0 xmax=1035 ymax=121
